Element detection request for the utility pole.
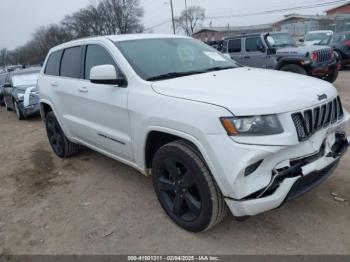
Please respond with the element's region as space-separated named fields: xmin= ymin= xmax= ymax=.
xmin=185 ymin=0 xmax=189 ymax=35
xmin=170 ymin=0 xmax=176 ymax=34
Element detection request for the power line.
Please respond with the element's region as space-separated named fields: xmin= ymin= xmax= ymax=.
xmin=206 ymin=0 xmax=348 ymax=19
xmin=144 ymin=0 xmax=348 ymax=31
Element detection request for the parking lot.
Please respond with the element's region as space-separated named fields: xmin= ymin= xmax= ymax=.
xmin=0 ymin=70 xmax=349 ymax=255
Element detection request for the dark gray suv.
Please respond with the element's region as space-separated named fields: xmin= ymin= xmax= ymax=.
xmin=222 ymin=32 xmax=339 ymax=82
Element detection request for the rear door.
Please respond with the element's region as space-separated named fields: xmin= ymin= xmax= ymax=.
xmin=241 ymin=36 xmax=269 ymax=68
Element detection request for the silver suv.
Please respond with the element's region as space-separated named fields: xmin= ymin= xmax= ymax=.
xmin=223 ymin=32 xmax=339 ymax=82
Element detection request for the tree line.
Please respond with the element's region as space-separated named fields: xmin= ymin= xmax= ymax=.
xmin=0 ymin=0 xmax=206 ymax=68
xmin=0 ymin=0 xmax=144 ymax=67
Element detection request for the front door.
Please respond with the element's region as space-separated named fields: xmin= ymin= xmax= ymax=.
xmin=77 ymin=44 xmax=133 ymax=161
xmin=241 ymin=36 xmax=269 ymax=68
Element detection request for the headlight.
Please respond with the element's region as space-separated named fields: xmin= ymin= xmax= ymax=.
xmin=220 ymin=115 xmax=283 ymax=136
xmin=17 ymin=93 xmax=24 ymax=101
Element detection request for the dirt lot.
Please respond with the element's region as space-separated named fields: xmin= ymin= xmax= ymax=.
xmin=0 ymin=71 xmax=350 ymax=255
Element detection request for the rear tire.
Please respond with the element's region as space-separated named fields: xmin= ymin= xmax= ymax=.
xmin=45 ymin=111 xmax=80 ymax=158
xmin=152 ymin=140 xmax=227 ymax=232
xmin=280 ymin=64 xmax=307 ymax=75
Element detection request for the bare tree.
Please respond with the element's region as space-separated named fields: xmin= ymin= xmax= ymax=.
xmin=0 ymin=48 xmax=9 ymax=67
xmin=2 ymin=0 xmax=145 ymax=66
xmin=175 ymin=6 xmax=205 ymax=36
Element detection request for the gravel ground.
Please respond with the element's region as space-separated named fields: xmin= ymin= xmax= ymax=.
xmin=0 ymin=70 xmax=349 ymax=255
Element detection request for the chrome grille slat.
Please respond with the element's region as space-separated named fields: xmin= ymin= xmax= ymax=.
xmin=292 ymin=96 xmax=344 ymax=141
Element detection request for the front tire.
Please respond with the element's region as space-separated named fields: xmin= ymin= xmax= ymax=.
xmin=280 ymin=64 xmax=307 ymax=75
xmin=152 ymin=140 xmax=227 ymax=232
xmin=14 ymin=101 xmax=25 ymax=120
xmin=4 ymin=99 xmax=11 ymax=111
xmin=325 ymin=69 xmax=339 ymax=83
xmin=45 ymin=111 xmax=80 ymax=158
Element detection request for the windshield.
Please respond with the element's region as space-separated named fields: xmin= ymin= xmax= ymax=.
xmin=12 ymin=72 xmax=39 ymax=87
xmin=305 ymin=32 xmax=332 ymax=42
xmin=115 ymin=38 xmax=238 ymax=81
xmin=266 ymin=33 xmax=295 ymax=47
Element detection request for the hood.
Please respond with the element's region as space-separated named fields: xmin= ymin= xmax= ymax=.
xmin=276 ymin=45 xmax=330 ymax=56
xmin=151 ymin=67 xmax=337 ymax=116
xmin=15 ymin=84 xmax=37 ymax=92
xmin=304 ymin=40 xmax=321 ymax=46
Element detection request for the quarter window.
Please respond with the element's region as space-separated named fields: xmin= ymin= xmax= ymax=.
xmin=84 ymin=45 xmax=117 ymax=79
xmin=228 ymin=39 xmax=241 ymax=53
xmin=60 ymin=46 xmax=83 ymax=79
xmin=45 ymin=50 xmax=63 ymax=76
xmin=245 ymin=37 xmax=263 ymax=52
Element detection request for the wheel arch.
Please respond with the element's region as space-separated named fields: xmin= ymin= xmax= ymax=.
xmin=276 ymin=57 xmax=306 ymax=70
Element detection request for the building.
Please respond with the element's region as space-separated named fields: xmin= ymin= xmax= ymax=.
xmin=272 ymin=14 xmax=350 ymax=38
xmin=192 ymin=24 xmax=272 ymax=42
xmin=326 ymin=1 xmax=350 ymax=15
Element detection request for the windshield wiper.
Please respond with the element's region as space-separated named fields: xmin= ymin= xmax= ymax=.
xmin=203 ymin=66 xmax=236 ymax=72
xmin=146 ymin=70 xmax=205 ymax=81
xmin=146 ymin=66 xmax=236 ymax=81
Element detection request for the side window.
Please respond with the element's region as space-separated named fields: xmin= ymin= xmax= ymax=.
xmin=84 ymin=45 xmax=118 ymax=79
xmin=245 ymin=37 xmax=263 ymax=52
xmin=60 ymin=46 xmax=83 ymax=79
xmin=228 ymin=39 xmax=241 ymax=53
xmin=45 ymin=50 xmax=63 ymax=76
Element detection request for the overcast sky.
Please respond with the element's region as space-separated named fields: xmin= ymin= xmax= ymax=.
xmin=0 ymin=0 xmax=346 ymax=49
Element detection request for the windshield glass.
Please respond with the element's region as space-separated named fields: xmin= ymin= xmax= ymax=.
xmin=266 ymin=33 xmax=295 ymax=47
xmin=305 ymin=32 xmax=331 ymax=42
xmin=12 ymin=72 xmax=39 ymax=87
xmin=115 ymin=38 xmax=238 ymax=81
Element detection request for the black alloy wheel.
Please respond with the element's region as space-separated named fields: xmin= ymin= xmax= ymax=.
xmin=45 ymin=111 xmax=81 ymax=158
xmin=46 ymin=114 xmax=65 ymax=156
xmin=157 ymin=157 xmax=202 ymax=222
xmin=152 ymin=141 xmax=227 ymax=232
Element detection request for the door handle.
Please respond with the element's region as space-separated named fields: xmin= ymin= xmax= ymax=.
xmin=78 ymin=87 xmax=88 ymax=93
xmin=51 ymin=82 xmax=58 ymax=87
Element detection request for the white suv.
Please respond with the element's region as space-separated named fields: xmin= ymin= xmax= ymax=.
xmin=38 ymin=34 xmax=349 ymax=232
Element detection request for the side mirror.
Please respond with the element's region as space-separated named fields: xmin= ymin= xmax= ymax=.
xmin=299 ymin=38 xmax=304 ymax=43
xmin=90 ymin=64 xmax=127 ymax=87
xmin=3 ymin=83 xmax=12 ymax=88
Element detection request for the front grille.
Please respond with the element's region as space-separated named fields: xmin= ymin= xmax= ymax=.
xmin=316 ymin=48 xmax=332 ymax=63
xmin=292 ymin=96 xmax=344 ymax=141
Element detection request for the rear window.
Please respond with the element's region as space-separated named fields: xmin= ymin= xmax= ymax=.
xmin=60 ymin=46 xmax=83 ymax=79
xmin=228 ymin=39 xmax=241 ymax=53
xmin=45 ymin=50 xmax=62 ymax=76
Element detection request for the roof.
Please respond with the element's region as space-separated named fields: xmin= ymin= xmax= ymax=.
xmin=50 ymin=34 xmax=189 ymax=52
xmin=223 ymin=31 xmax=289 ymax=40
xmin=193 ymin=24 xmax=272 ymax=35
xmin=326 ymin=1 xmax=350 ymax=12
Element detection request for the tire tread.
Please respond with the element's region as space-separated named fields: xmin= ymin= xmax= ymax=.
xmin=166 ymin=140 xmax=227 ymax=231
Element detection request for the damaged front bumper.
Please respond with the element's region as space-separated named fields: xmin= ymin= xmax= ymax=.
xmin=225 ymin=133 xmax=349 ymax=217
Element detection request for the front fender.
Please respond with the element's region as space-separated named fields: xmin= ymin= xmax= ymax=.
xmin=275 ymin=56 xmax=308 ymax=70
